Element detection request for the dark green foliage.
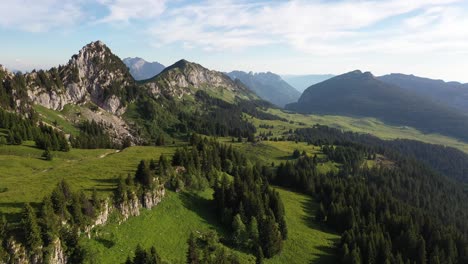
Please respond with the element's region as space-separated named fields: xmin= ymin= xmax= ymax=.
xmin=295 ymin=125 xmax=468 ymax=183
xmin=0 ymin=71 xmax=30 ymax=111
xmin=34 ymin=123 xmax=69 ymax=151
xmin=70 ymin=120 xmax=115 ymax=149
xmin=42 ymin=149 xmax=53 ymax=161
xmin=21 ymin=203 xmax=43 ymax=251
xmin=126 ymin=244 xmax=162 ymax=264
xmin=135 ymin=160 xmax=153 ymax=187
xmin=273 ymin=129 xmax=468 ymax=263
xmin=186 ymin=231 xmax=240 ymax=264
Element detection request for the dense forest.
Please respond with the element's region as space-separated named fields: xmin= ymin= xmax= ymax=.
xmin=172 ymin=135 xmax=287 ymax=259
xmin=70 ymin=120 xmax=115 ymax=149
xmin=272 ymin=127 xmax=468 ymax=263
xmin=0 ymin=108 xmax=69 ymax=153
xmin=294 ymin=125 xmax=468 ymax=183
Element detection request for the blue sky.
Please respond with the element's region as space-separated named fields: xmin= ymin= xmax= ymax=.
xmin=1 ymin=0 xmax=468 ymax=82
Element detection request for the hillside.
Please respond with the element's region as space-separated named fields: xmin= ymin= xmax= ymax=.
xmin=378 ymin=73 xmax=468 ymax=112
xmin=287 ymin=70 xmax=468 ymax=142
xmin=123 ymin=57 xmax=165 ymax=81
xmin=227 ymin=71 xmax=301 ymax=107
xmin=141 ymin=59 xmax=258 ymax=102
xmin=281 ymin=74 xmax=334 ymax=92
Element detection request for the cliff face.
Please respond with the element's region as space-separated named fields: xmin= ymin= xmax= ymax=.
xmin=26 ymin=41 xmax=134 ymax=116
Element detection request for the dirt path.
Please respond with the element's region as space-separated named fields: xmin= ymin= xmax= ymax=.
xmin=99 ymin=150 xmax=121 ymax=159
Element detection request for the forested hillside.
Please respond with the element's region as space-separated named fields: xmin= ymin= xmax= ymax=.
xmin=287 ymin=70 xmax=468 ymax=142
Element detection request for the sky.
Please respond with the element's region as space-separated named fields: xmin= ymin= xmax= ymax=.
xmin=1 ymin=0 xmax=468 ymax=82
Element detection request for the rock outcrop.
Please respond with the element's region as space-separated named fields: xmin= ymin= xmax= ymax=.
xmin=26 ymin=41 xmax=133 ymax=116
xmin=48 ymin=239 xmax=66 ymax=264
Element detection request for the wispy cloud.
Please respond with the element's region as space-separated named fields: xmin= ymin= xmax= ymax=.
xmin=147 ymin=0 xmax=467 ymax=55
xmin=98 ymin=0 xmax=166 ymax=22
xmin=0 ymin=0 xmax=83 ymax=32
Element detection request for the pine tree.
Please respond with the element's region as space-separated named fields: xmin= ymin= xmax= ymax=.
xmin=260 ymin=214 xmax=283 ymax=258
xmin=40 ymin=196 xmax=59 ymax=245
xmin=21 ymin=203 xmax=42 ymax=251
xmin=135 ymin=160 xmax=152 ymax=187
xmin=232 ymin=214 xmax=247 ymax=247
xmin=42 ymin=149 xmax=53 ymax=161
xmin=187 ymin=233 xmax=199 ymax=264
xmin=248 ymin=217 xmax=259 ymax=248
xmin=255 ymin=246 xmax=264 ymax=264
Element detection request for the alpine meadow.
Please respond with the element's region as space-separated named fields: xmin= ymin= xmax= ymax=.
xmin=1 ymin=1 xmax=468 ymax=264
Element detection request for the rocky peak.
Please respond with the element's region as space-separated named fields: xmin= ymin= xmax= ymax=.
xmin=144 ymin=59 xmax=254 ymax=100
xmin=25 ymin=40 xmax=135 ymax=115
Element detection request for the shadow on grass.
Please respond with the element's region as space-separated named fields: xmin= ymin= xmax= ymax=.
xmin=94 ymin=237 xmax=115 ymax=249
xmin=91 ymin=178 xmax=119 ymax=185
xmin=300 ymin=196 xmax=340 ymax=264
xmin=179 ymin=191 xmax=222 ymax=233
xmin=178 ymin=191 xmax=256 ymax=257
xmin=0 ymin=201 xmax=42 ymax=223
xmin=275 ymin=155 xmax=295 ymax=161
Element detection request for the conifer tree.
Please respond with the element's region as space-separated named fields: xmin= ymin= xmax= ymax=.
xmin=21 ymin=203 xmax=42 ymax=251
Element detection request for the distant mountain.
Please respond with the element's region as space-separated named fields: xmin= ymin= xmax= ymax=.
xmin=123 ymin=57 xmax=165 ymax=81
xmin=227 ymin=71 xmax=300 ymax=107
xmin=378 ymin=73 xmax=468 ymax=112
xmin=286 ymin=70 xmax=468 ymax=142
xmin=281 ymin=74 xmax=334 ymax=92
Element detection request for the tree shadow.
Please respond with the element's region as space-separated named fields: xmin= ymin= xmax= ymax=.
xmin=0 ymin=201 xmax=42 ymax=223
xmin=300 ymin=196 xmax=340 ymax=264
xmin=178 ymin=191 xmax=256 ymax=257
xmin=94 ymin=237 xmax=115 ymax=249
xmin=178 ymin=191 xmax=222 ymax=233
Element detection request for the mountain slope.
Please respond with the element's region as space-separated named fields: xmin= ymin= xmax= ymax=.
xmin=281 ymin=74 xmax=334 ymax=92
xmin=378 ymin=73 xmax=468 ymax=112
xmin=141 ymin=59 xmax=259 ymax=102
xmin=227 ymin=71 xmax=300 ymax=107
xmin=286 ymin=70 xmax=468 ymax=142
xmin=123 ymin=57 xmax=165 ymax=81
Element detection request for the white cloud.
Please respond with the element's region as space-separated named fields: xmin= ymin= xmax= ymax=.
xmin=147 ymin=0 xmax=468 ymax=56
xmin=98 ymin=0 xmax=166 ymax=22
xmin=0 ymin=0 xmax=83 ymax=32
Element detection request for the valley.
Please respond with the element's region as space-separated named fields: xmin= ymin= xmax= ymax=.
xmin=1 ymin=40 xmax=468 ymax=264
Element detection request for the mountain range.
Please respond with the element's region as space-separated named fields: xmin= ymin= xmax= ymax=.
xmin=1 ymin=41 xmax=274 ymax=146
xmin=227 ymin=71 xmax=300 ymax=107
xmin=287 ymin=70 xmax=468 ymax=142
xmin=378 ymin=73 xmax=468 ymax=113
xmin=123 ymin=57 xmax=165 ymax=81
xmin=281 ymin=74 xmax=335 ymax=92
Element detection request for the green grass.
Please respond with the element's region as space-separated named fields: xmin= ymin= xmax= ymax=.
xmin=33 ymin=104 xmax=80 ymax=135
xmin=80 ymin=189 xmax=254 ymax=264
xmin=0 ymin=139 xmax=339 ymax=263
xmin=0 ymin=142 xmax=177 ymax=222
xmin=80 ymin=187 xmax=338 ymax=264
xmin=266 ymin=187 xmax=339 ymax=264
xmin=219 ymin=139 xmax=339 ymax=175
xmin=252 ymin=108 xmax=468 ymax=153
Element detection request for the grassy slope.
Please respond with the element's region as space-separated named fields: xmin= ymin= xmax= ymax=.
xmin=80 ymin=189 xmax=254 ymax=264
xmin=219 ymin=139 xmax=339 ymax=175
xmin=80 ymin=187 xmax=338 ymax=264
xmin=251 ymin=108 xmax=468 ymax=153
xmin=267 ymin=188 xmax=339 ymax=264
xmin=34 ymin=104 xmax=80 ymax=136
xmin=0 ymin=141 xmax=177 ymax=222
